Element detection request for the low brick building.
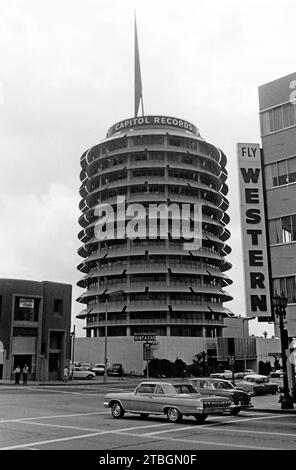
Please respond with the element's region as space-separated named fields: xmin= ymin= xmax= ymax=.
xmin=0 ymin=279 xmax=72 ymax=381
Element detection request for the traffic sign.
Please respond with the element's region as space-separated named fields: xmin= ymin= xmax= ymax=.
xmin=268 ymin=353 xmax=282 ymax=357
xmin=134 ymin=332 xmax=156 ymax=342
xmin=143 ymin=343 xmax=153 ymax=360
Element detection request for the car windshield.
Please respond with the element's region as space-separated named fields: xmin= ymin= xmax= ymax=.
xmin=213 ymin=381 xmax=233 ymax=390
xmin=173 ymin=384 xmax=198 ymax=394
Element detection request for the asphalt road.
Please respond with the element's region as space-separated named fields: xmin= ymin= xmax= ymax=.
xmin=0 ymin=382 xmax=295 ymax=451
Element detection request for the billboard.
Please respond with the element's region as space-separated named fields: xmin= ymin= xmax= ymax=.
xmin=237 ymin=143 xmax=272 ymax=318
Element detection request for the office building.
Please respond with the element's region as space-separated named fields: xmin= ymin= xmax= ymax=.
xmin=77 ymin=116 xmax=233 ymax=344
xmin=258 ymin=72 xmax=296 ymax=336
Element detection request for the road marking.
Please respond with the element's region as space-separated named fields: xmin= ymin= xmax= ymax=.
xmin=144 ymin=413 xmax=296 ymax=436
xmin=117 ymin=431 xmax=284 ymax=450
xmin=0 ymin=411 xmax=109 ymax=423
xmin=0 ymin=422 xmax=173 ymax=449
xmin=24 ymin=387 xmax=107 ymax=396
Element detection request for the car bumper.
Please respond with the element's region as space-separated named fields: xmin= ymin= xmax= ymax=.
xmin=104 ymin=402 xmax=110 ymax=408
xmin=230 ymin=403 xmax=253 ymax=410
xmin=202 ymin=407 xmax=231 ymax=414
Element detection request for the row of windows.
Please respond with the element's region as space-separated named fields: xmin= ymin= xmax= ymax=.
xmin=89 ymin=292 xmax=222 ymax=305
xmin=97 ymin=186 xmax=220 ymax=206
xmin=260 ymin=101 xmax=296 ymax=135
xmin=92 ymin=152 xmax=219 ymax=177
xmin=87 ymin=325 xmax=222 ymax=338
xmin=87 ymin=311 xmax=222 ymax=324
xmin=87 ymin=135 xmax=219 ymax=164
xmin=273 ymin=275 xmax=296 ymax=304
xmin=265 ymin=155 xmax=296 ymax=188
xmin=89 ymin=273 xmax=221 ymax=289
xmin=269 ymin=214 xmax=296 ymax=244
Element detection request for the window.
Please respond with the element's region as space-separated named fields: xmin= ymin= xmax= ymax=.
xmin=286 ymin=276 xmax=296 ymax=303
xmin=173 ymin=384 xmax=197 ymax=394
xmin=14 ymin=297 xmax=39 ymax=321
xmin=269 ymin=219 xmax=282 ymax=244
xmin=288 ymin=157 xmax=296 ymax=183
xmin=155 ymin=385 xmax=164 ymax=394
xmin=260 ymin=102 xmax=296 ymax=136
xmin=273 ymin=276 xmax=296 ymax=303
xmin=54 ymin=299 xmax=63 ymax=316
xmin=270 ymin=214 xmax=296 ymax=244
xmin=265 ymin=157 xmax=296 ymax=188
xmin=282 ymin=216 xmax=292 ymax=243
xmin=278 ymin=160 xmax=288 ymax=185
xmin=136 ymin=384 xmax=155 ymax=394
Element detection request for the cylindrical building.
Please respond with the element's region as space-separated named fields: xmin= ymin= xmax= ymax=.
xmin=77 ymin=116 xmax=233 ymax=341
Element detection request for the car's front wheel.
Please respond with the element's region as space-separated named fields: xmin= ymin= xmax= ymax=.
xmin=230 ymin=408 xmax=241 ymax=416
xmin=87 ymin=374 xmax=93 ymax=380
xmin=166 ymin=407 xmax=183 ymax=423
xmin=194 ymin=414 xmax=208 ymax=424
xmin=111 ymin=402 xmax=125 ymax=419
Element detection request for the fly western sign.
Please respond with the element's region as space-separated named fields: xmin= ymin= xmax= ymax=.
xmin=237 ymin=143 xmax=272 ymax=319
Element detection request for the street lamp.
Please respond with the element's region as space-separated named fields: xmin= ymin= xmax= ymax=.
xmin=101 ymin=290 xmax=124 ymax=383
xmin=272 ymin=293 xmax=294 ymax=409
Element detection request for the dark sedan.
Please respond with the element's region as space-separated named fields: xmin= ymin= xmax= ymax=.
xmin=189 ymin=377 xmax=253 ymax=415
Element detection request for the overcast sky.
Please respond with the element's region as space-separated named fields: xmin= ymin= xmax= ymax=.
xmin=0 ymin=0 xmax=295 ymax=337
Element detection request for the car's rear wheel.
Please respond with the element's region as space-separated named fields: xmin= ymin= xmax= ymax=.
xmin=230 ymin=408 xmax=241 ymax=416
xmin=111 ymin=402 xmax=125 ymax=419
xmin=139 ymin=413 xmax=149 ymax=419
xmin=194 ymin=414 xmax=208 ymax=423
xmin=167 ymin=408 xmax=183 ymax=423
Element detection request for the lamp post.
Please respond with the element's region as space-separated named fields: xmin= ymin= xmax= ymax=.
xmin=272 ymin=294 xmax=294 ymax=409
xmin=70 ymin=325 xmax=75 ymax=380
xmin=102 ymin=290 xmax=124 ymax=383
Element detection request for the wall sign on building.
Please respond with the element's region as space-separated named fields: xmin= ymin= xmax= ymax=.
xmin=19 ymin=298 xmax=34 ymax=309
xmin=237 ymin=143 xmax=272 ymax=319
xmin=107 ymin=115 xmax=199 ymax=137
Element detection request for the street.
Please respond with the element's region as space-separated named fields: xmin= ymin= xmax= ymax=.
xmin=0 ymin=381 xmax=295 ymax=450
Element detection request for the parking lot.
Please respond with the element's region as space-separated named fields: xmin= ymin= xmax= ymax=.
xmin=0 ymin=381 xmax=296 ymax=450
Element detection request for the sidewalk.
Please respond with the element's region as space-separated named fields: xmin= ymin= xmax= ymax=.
xmin=0 ymin=376 xmax=142 ymax=387
xmin=248 ymin=394 xmax=296 ymax=414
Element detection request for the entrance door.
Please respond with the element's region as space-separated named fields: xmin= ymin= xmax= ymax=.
xmin=48 ymin=353 xmax=61 ymax=381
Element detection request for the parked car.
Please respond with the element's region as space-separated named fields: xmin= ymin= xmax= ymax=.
xmin=189 ymin=377 xmax=253 ymax=415
xmin=92 ymin=363 xmax=106 ymax=375
xmin=72 ymin=366 xmax=96 ymax=380
xmin=269 ymin=371 xmax=283 ymax=379
xmin=107 ymin=363 xmax=124 ymax=376
xmin=210 ymin=370 xmax=233 ymax=380
xmin=234 ymin=369 xmax=255 ymax=380
xmin=104 ymin=381 xmax=232 ymax=423
xmin=235 ymin=374 xmax=278 ymax=395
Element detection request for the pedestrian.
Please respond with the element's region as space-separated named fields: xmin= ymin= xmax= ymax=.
xmin=63 ymin=366 xmax=69 ymax=383
xmin=22 ymin=364 xmax=29 ymax=385
xmin=14 ymin=365 xmax=21 ymax=384
xmin=118 ymin=364 xmax=123 ymax=381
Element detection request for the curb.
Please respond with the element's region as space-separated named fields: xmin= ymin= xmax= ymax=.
xmin=246 ymin=407 xmax=296 ymax=414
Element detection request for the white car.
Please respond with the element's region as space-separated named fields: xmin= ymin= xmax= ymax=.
xmin=92 ymin=363 xmax=106 ymax=376
xmin=72 ymin=367 xmax=95 ymax=380
xmin=210 ymin=370 xmax=233 ymax=380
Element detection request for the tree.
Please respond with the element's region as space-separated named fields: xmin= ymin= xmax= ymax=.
xmin=187 ymin=351 xmax=208 ymax=377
